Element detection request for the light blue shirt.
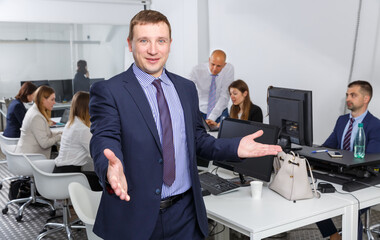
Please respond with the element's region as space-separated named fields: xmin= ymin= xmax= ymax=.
xmin=132 ymin=64 xmax=191 ymax=198
xmin=341 ymin=110 xmax=368 ymax=151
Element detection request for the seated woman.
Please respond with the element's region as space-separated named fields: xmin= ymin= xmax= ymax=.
xmin=53 ymin=91 xmax=100 ymax=191
xmin=15 ymin=86 xmax=62 ymax=159
xmin=228 ymin=79 xmax=263 ymax=122
xmin=3 ymin=82 xmax=37 ymax=138
xmin=207 ymin=79 xmax=263 ymax=127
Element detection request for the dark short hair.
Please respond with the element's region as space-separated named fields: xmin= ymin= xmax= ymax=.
xmin=128 ymin=10 xmax=171 ymax=41
xmin=15 ymin=82 xmax=37 ymax=103
xmin=77 ymin=60 xmax=87 ymax=74
xmin=348 ymin=80 xmax=373 ymax=101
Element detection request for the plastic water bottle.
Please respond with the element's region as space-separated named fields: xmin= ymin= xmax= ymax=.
xmin=354 ymin=123 xmax=365 ymax=159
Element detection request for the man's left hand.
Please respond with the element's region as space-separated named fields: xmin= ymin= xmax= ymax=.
xmin=237 ymin=130 xmax=282 ymax=158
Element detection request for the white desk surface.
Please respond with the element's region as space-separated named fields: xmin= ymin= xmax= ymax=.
xmin=203 ymin=167 xmax=359 ymax=240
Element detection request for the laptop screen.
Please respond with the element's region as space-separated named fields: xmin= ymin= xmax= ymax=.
xmin=60 ymin=109 xmax=70 ymax=124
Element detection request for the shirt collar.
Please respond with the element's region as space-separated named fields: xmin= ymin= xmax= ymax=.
xmin=350 ymin=110 xmax=368 ymax=123
xmin=132 ymin=63 xmax=171 ymax=87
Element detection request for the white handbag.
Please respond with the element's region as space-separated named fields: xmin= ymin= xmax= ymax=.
xmin=269 ymin=151 xmax=318 ymax=201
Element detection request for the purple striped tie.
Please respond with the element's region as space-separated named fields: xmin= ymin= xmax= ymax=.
xmin=207 ymin=75 xmax=217 ymax=118
xmin=152 ymin=79 xmax=175 ymax=186
xmin=343 ymin=118 xmax=355 ymax=151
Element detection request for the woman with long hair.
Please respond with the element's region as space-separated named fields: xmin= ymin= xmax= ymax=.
xmin=15 ymin=86 xmax=62 ymax=158
xmin=53 ymin=91 xmax=100 ymax=190
xmin=228 ymin=79 xmax=263 ymax=122
xmin=3 ymin=82 xmax=37 ymax=138
xmin=207 ymin=79 xmax=263 ymax=127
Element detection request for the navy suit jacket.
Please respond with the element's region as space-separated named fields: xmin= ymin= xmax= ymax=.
xmin=323 ymin=111 xmax=380 ymax=153
xmin=89 ymin=66 xmax=241 ymax=239
xmin=3 ymin=99 xmax=26 ymax=138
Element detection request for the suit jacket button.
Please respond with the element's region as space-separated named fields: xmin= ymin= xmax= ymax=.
xmin=158 ymin=158 xmax=163 ymax=164
xmin=155 ymin=189 xmax=161 ymax=195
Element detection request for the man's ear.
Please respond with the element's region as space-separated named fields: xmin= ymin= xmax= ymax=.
xmin=364 ymin=94 xmax=370 ymax=104
xmin=127 ymin=38 xmax=132 ymax=52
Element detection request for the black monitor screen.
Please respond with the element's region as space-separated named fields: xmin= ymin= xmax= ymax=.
xmin=60 ymin=79 xmax=73 ymax=101
xmin=20 ymin=79 xmax=72 ymax=102
xmin=46 ymin=79 xmax=72 ymax=102
xmin=213 ymin=118 xmax=279 ymax=182
xmin=20 ymin=80 xmax=49 ymax=87
xmin=90 ymin=78 xmax=105 ymax=86
xmin=48 ymin=80 xmax=64 ymax=102
xmin=268 ymin=87 xmax=313 ymax=147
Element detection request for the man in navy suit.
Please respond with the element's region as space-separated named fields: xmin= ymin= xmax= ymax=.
xmin=317 ymin=80 xmax=380 ymax=240
xmin=89 ymin=10 xmax=281 ymax=240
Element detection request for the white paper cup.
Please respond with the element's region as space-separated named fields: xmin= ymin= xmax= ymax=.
xmin=250 ymin=181 xmax=263 ymax=199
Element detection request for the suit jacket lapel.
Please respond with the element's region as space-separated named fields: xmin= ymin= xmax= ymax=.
xmin=122 ymin=68 xmax=162 ymax=153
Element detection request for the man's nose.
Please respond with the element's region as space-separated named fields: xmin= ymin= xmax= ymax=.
xmin=148 ymin=43 xmax=157 ymax=54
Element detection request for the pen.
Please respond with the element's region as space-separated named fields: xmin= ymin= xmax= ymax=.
xmin=311 ymin=149 xmax=328 ymax=153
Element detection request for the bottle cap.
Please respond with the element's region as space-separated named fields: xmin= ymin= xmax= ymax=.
xmin=358 ymin=123 xmax=363 ymax=127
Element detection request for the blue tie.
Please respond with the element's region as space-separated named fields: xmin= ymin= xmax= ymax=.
xmin=207 ymin=75 xmax=217 ymax=118
xmin=343 ymin=118 xmax=355 ymax=151
xmin=152 ymin=79 xmax=175 ymax=186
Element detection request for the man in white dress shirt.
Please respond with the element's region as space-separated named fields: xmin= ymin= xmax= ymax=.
xmin=190 ymin=50 xmax=234 ymax=126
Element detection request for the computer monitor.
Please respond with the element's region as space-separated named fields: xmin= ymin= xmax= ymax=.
xmin=213 ymin=118 xmax=279 ymax=183
xmin=20 ymin=80 xmax=49 ymax=87
xmin=60 ymin=79 xmax=73 ymax=101
xmin=268 ymin=86 xmax=313 ymax=148
xmin=89 ymin=78 xmax=105 ymax=86
xmin=48 ymin=80 xmax=64 ymax=102
xmin=47 ymin=79 xmax=73 ymax=102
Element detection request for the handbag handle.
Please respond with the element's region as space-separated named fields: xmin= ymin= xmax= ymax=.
xmin=304 ymin=157 xmax=320 ymax=198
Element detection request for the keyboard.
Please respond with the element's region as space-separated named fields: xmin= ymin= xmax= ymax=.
xmin=342 ymin=175 xmax=380 ymax=192
xmin=199 ymin=172 xmax=240 ymax=195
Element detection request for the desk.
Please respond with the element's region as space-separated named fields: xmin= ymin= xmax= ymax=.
xmin=203 ymin=168 xmax=359 ymax=240
xmin=53 ymin=102 xmax=71 ymax=111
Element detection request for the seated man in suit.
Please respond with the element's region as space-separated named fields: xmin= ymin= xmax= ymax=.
xmin=317 ymin=80 xmax=380 ymax=240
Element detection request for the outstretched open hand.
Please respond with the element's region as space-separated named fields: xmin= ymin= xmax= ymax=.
xmin=104 ymin=149 xmax=130 ymax=202
xmin=237 ymin=130 xmax=282 ymax=158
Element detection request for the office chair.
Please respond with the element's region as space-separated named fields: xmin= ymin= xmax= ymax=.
xmin=68 ymin=182 xmax=102 ymax=240
xmin=26 ymin=155 xmax=89 ymax=240
xmin=0 ymin=132 xmax=19 ymax=189
xmin=364 ymin=208 xmax=380 ymax=240
xmin=1 ymin=148 xmax=55 ymax=222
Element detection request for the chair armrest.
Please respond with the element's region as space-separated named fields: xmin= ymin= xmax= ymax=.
xmin=33 ymin=160 xmax=56 ymax=173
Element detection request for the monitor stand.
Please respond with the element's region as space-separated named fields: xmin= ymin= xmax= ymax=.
xmin=228 ymin=173 xmax=253 ymax=187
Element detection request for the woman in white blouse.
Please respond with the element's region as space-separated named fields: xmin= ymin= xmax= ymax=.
xmin=15 ymin=86 xmax=62 ymax=159
xmin=53 ymin=91 xmax=100 ymax=190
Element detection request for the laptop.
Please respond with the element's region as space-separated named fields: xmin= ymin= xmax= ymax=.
xmin=51 ymin=109 xmax=70 ymax=128
xmin=201 ymin=117 xmax=219 ymax=132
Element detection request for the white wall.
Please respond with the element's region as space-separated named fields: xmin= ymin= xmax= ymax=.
xmin=0 ymin=22 xmax=128 ymax=98
xmin=208 ymin=0 xmax=380 ymax=145
xmin=0 ymin=0 xmax=140 ymax=98
xmin=151 ymin=0 xmax=204 ymax=77
xmin=0 ymin=0 xmax=143 ymax=25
